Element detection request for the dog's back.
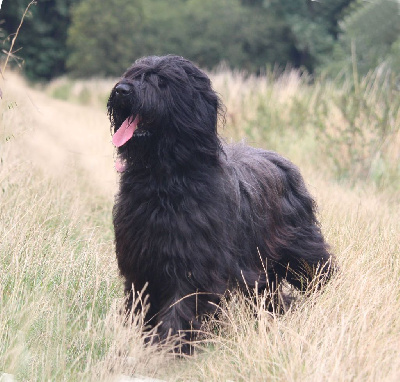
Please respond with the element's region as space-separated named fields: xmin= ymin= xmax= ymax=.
xmin=224 ymin=143 xmax=333 ymax=290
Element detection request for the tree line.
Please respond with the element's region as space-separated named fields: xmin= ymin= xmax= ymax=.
xmin=1 ymin=0 xmax=399 ymax=81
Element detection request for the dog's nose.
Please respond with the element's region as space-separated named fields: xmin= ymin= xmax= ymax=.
xmin=115 ymin=83 xmax=132 ymax=96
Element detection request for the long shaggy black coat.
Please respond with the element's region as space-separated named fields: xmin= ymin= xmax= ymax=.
xmin=107 ymin=55 xmax=334 ymax=352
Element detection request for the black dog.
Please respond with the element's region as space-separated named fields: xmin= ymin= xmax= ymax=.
xmin=108 ymin=55 xmax=334 ymax=353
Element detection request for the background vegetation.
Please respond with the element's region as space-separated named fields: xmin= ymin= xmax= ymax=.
xmin=1 ymin=0 xmax=80 ymax=80
xmin=3 ymin=0 xmax=399 ymax=81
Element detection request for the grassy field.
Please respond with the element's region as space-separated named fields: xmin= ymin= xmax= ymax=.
xmin=0 ymin=69 xmax=399 ymax=381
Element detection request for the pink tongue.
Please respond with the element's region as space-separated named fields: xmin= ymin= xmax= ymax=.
xmin=112 ymin=116 xmax=139 ymax=147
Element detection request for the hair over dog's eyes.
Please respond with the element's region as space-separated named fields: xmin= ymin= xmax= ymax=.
xmin=158 ymin=76 xmax=167 ymax=88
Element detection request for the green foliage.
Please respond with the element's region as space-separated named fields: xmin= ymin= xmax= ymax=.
xmin=388 ymin=37 xmax=400 ymax=72
xmin=66 ymin=0 xmax=356 ymax=77
xmin=176 ymin=0 xmax=248 ymax=69
xmin=2 ymin=0 xmax=360 ymax=79
xmin=239 ymin=7 xmax=295 ymax=72
xmin=344 ymin=0 xmax=400 ymax=72
xmin=66 ymin=0 xmax=142 ymax=77
xmin=264 ymin=0 xmax=354 ymax=70
xmin=324 ymin=0 xmax=400 ymax=77
xmin=66 ymin=0 xmax=300 ymax=76
xmin=11 ymin=0 xmax=399 ymax=81
xmin=1 ymin=0 xmax=80 ymax=81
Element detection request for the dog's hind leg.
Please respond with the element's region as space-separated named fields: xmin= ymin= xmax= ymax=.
xmin=259 ymin=150 xmax=336 ymax=292
xmin=275 ymin=243 xmax=334 ymax=293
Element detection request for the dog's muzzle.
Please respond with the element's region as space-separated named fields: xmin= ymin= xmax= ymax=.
xmin=110 ymin=80 xmax=154 ymax=173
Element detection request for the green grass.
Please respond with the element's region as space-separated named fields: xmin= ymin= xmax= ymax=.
xmin=0 ymin=169 xmax=116 ymax=380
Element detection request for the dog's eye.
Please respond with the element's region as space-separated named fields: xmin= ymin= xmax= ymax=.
xmin=158 ymin=77 xmax=167 ymax=88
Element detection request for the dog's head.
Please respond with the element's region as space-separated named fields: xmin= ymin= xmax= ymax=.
xmin=107 ymin=55 xmax=224 ymax=172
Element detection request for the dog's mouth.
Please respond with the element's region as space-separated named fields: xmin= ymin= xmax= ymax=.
xmin=113 ymin=115 xmax=137 ymax=147
xmin=112 ymin=115 xmax=152 ymax=172
xmin=113 ymin=115 xmax=153 ymax=143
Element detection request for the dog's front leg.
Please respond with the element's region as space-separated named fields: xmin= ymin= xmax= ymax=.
xmin=155 ymin=290 xmax=205 ymax=355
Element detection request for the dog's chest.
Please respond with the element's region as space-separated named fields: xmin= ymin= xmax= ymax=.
xmin=114 ymin=172 xmax=232 ymax=260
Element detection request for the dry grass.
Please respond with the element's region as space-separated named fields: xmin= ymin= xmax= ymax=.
xmin=0 ymin=69 xmax=399 ymax=381
xmin=174 ymin=182 xmax=400 ymax=381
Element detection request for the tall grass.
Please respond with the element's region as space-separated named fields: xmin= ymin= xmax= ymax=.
xmin=1 ymin=68 xmax=399 ymax=381
xmin=174 ymin=183 xmax=400 ymax=381
xmin=45 ymin=67 xmax=400 ymax=192
xmin=313 ymin=68 xmax=400 ymax=187
xmin=212 ymin=68 xmax=400 ymax=189
xmin=0 ymin=80 xmax=177 ymax=381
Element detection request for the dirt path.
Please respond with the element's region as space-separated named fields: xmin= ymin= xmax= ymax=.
xmin=1 ymin=73 xmax=117 ymax=198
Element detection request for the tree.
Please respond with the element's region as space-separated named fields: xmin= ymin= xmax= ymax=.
xmin=111 ymin=0 xmax=297 ymax=73
xmin=180 ymin=0 xmax=248 ymax=69
xmin=324 ymin=0 xmax=400 ymax=77
xmin=66 ymin=0 xmax=142 ymax=77
xmin=1 ymin=0 xmax=362 ymax=79
xmin=263 ymin=0 xmax=357 ymax=71
xmin=1 ymin=0 xmax=80 ymax=81
xmin=341 ymin=0 xmax=400 ymax=74
xmin=66 ymin=0 xmax=297 ymax=75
